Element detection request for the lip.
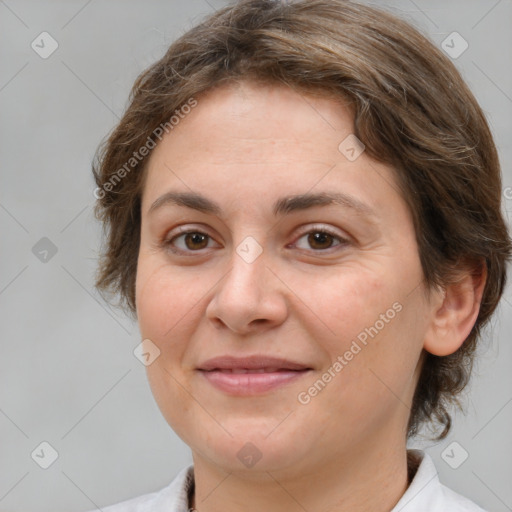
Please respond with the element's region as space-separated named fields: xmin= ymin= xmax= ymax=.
xmin=198 ymin=355 xmax=311 ymax=371
xmin=197 ymin=355 xmax=312 ymax=395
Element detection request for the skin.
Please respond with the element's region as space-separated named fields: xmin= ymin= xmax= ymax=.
xmin=135 ymin=80 xmax=485 ymax=512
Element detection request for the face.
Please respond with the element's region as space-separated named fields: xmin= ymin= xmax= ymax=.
xmin=136 ymin=81 xmax=434 ymax=475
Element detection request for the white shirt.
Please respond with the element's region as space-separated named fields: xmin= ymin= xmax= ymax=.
xmin=88 ymin=450 xmax=487 ymax=511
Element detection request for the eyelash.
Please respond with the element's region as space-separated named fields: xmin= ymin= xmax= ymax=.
xmin=161 ymin=225 xmax=350 ymax=256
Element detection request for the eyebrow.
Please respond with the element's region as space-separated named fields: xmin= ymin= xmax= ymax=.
xmin=148 ymin=190 xmax=377 ymax=218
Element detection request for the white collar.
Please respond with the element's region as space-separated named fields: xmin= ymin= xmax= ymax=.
xmin=104 ymin=449 xmax=486 ymax=512
xmin=391 ymin=449 xmax=486 ymax=511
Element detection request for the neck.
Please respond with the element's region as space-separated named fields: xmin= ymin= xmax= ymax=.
xmin=190 ymin=437 xmax=410 ymax=512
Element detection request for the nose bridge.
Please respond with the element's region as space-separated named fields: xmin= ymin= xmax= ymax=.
xmin=223 ymin=234 xmax=268 ymax=299
xmin=206 ymin=232 xmax=287 ymax=331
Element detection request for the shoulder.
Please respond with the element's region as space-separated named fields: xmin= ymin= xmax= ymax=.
xmin=82 ymin=464 xmax=194 ymax=512
xmin=392 ymin=450 xmax=487 ymax=511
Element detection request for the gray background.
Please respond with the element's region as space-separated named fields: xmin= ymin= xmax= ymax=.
xmin=0 ymin=0 xmax=511 ymax=510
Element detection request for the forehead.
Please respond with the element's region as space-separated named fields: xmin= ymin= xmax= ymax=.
xmin=140 ymin=80 xmax=405 ymax=225
xmin=149 ymin=80 xmax=355 ymax=166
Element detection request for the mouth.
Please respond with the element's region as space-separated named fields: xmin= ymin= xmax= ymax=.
xmin=203 ymin=368 xmax=301 ymax=373
xmin=197 ymin=355 xmax=313 ymax=395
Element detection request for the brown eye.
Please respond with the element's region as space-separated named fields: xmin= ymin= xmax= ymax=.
xmin=293 ymin=227 xmax=349 ymax=252
xmin=183 ymin=232 xmax=209 ymax=250
xmin=164 ymin=230 xmax=217 ymax=254
xmin=307 ymin=231 xmax=335 ymax=250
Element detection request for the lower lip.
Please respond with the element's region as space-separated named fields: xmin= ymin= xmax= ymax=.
xmin=199 ymin=370 xmax=310 ymax=395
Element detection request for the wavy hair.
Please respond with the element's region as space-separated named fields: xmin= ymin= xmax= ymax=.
xmin=92 ymin=0 xmax=512 ymax=438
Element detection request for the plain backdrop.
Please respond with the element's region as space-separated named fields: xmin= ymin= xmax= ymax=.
xmin=0 ymin=0 xmax=511 ymax=511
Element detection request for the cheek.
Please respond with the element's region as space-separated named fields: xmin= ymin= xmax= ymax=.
xmin=302 ymin=264 xmax=426 ymax=406
xmin=135 ymin=255 xmax=201 ymax=341
xmin=310 ymin=266 xmax=394 ymax=344
xmin=136 ymin=261 xmax=169 ymax=339
xmin=135 ymin=256 xmax=200 ymax=441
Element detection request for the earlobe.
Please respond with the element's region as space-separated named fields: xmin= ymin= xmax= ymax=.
xmin=423 ymin=262 xmax=487 ymax=357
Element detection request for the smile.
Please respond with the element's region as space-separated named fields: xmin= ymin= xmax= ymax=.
xmin=199 ymin=368 xmax=311 ymax=395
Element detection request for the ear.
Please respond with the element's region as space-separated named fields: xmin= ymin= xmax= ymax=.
xmin=423 ymin=261 xmax=487 ymax=356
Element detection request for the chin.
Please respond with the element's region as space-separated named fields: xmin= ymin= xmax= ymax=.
xmin=191 ymin=425 xmax=310 ymax=474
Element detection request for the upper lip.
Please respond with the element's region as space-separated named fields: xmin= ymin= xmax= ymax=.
xmin=197 ymin=355 xmax=312 ymax=371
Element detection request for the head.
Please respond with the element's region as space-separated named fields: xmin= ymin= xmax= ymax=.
xmin=93 ymin=0 xmax=511 ymax=471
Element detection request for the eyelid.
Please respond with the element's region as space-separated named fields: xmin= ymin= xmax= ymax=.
xmin=293 ymin=223 xmax=349 ymax=241
xmin=168 ymin=224 xmax=213 ymax=238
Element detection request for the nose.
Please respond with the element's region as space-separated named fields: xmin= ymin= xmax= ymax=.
xmin=205 ymin=241 xmax=288 ymax=335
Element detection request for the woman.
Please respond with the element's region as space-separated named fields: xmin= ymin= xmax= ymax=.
xmin=90 ymin=0 xmax=511 ymax=510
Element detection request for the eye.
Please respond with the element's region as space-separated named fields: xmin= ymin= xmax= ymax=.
xmin=163 ymin=229 xmax=218 ymax=254
xmin=162 ymin=225 xmax=350 ymax=256
xmin=292 ymin=226 xmax=350 ymax=252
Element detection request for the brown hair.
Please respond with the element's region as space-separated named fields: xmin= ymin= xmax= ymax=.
xmin=92 ymin=0 xmax=512 ymax=438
